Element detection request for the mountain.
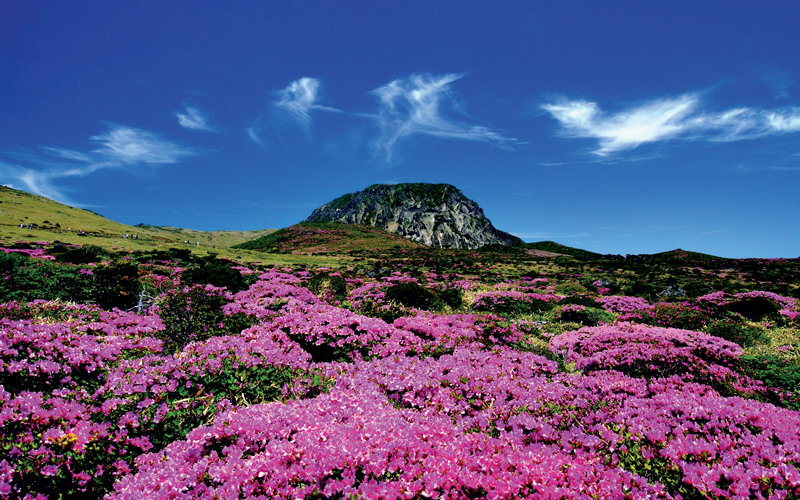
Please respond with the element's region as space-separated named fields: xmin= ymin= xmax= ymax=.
xmin=303 ymin=183 xmax=523 ymax=249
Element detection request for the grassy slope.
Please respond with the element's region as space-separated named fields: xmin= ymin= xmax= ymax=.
xmin=235 ymin=222 xmax=422 ymax=254
xmin=652 ymin=248 xmax=730 ymax=262
xmin=524 ymin=241 xmax=604 ymax=259
xmin=0 ymin=186 xmax=304 ymax=263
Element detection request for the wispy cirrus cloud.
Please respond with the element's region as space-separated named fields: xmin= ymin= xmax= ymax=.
xmin=244 ymin=126 xmax=268 ymax=149
xmin=91 ymin=125 xmax=194 ymax=164
xmin=0 ymin=124 xmax=196 ymax=205
xmin=543 ymin=93 xmax=800 ymax=155
xmin=367 ymin=73 xmax=519 ymax=163
xmin=274 ymin=77 xmax=341 ymax=127
xmin=175 ymin=103 xmax=214 ymax=131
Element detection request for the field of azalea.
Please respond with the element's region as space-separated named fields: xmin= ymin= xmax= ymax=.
xmin=1 ymin=240 xmax=800 ymax=499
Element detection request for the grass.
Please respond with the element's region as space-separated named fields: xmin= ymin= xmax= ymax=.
xmin=524 ymin=241 xmax=604 ymax=259
xmin=0 ymin=186 xmax=366 ymax=267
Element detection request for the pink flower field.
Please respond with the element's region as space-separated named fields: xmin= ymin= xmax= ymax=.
xmin=1 ymin=245 xmax=800 ymax=499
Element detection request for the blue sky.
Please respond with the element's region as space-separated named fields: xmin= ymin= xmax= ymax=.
xmin=1 ymin=1 xmax=798 ymax=258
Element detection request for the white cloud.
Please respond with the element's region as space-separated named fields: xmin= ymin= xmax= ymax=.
xmin=0 ymin=124 xmax=195 ymax=205
xmin=764 ymin=107 xmax=800 ymax=133
xmin=0 ymin=162 xmax=74 ymax=204
xmin=368 ymin=73 xmax=519 ymax=162
xmin=91 ymin=124 xmax=195 ymax=164
xmin=542 ymin=94 xmax=698 ymax=155
xmin=38 ymin=146 xmax=93 ymax=163
xmin=543 ymin=94 xmax=800 ymax=155
xmin=245 ymin=126 xmax=264 ymax=146
xmin=175 ymin=103 xmax=213 ymax=131
xmin=275 ymin=77 xmax=341 ymax=127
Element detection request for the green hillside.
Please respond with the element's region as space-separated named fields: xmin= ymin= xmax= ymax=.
xmin=524 ymin=241 xmax=604 ymax=259
xmin=0 ymin=185 xmax=276 ymax=255
xmin=235 ymin=222 xmax=422 ymax=254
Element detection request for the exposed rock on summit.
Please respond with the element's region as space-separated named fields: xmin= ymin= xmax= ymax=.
xmin=304 ymin=183 xmax=522 ymax=249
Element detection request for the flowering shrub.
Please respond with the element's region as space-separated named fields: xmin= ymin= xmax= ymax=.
xmin=155 ymin=284 xmax=240 ymax=353
xmin=618 ymin=301 xmax=715 ymax=330
xmin=108 ymin=388 xmax=668 ymax=500
xmin=0 ymin=300 xmax=319 ymax=499
xmin=393 ymin=312 xmax=524 ymax=355
xmin=472 ymin=290 xmax=562 ymax=315
xmin=740 ymin=355 xmax=800 ymax=410
xmin=596 ymin=295 xmax=654 ymax=313
xmin=262 ymin=303 xmax=423 ymax=362
xmin=548 ymin=323 xmax=765 ymax=397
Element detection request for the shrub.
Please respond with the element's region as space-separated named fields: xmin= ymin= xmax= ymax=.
xmin=92 ymin=261 xmax=141 ymax=310
xmin=548 ymin=323 xmax=761 ymax=397
xmin=54 ymin=244 xmax=110 ymax=264
xmin=622 ymin=301 xmax=714 ymax=330
xmin=385 ymin=282 xmax=440 ymax=310
xmin=739 ymin=355 xmax=800 ymax=410
xmin=555 ymin=305 xmax=613 ymax=327
xmin=304 ymin=274 xmax=348 ymax=299
xmin=0 ymin=254 xmax=91 ymax=304
xmin=155 ymin=285 xmax=233 ymax=353
xmin=704 ymin=319 xmax=770 ymax=347
xmin=438 ymin=287 xmax=464 ymax=309
xmin=472 ymin=290 xmax=560 ymax=315
xmin=725 ymin=297 xmax=780 ymax=321
xmin=181 ymin=258 xmax=250 ymax=292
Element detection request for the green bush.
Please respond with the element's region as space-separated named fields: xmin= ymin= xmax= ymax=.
xmin=156 ymin=285 xmax=234 ymax=353
xmin=556 ymin=307 xmax=614 ymax=327
xmin=472 ymin=294 xmax=554 ymax=316
xmin=630 ymin=302 xmax=714 ymax=331
xmin=92 ymin=261 xmax=141 ymax=310
xmin=724 ymin=297 xmax=780 ymax=321
xmin=0 ymin=253 xmax=91 ymax=304
xmin=559 ymin=295 xmax=598 ymax=308
xmin=739 ymin=355 xmax=800 ymax=410
xmin=181 ymin=258 xmax=251 ymax=293
xmin=704 ymin=319 xmax=770 ymax=347
xmin=439 ymin=288 xmax=464 ymax=309
xmin=54 ymin=244 xmax=110 ymax=264
xmin=0 ymin=251 xmax=144 ymax=310
xmin=385 ymin=282 xmax=441 ymax=311
xmin=304 ymin=274 xmax=348 ymax=299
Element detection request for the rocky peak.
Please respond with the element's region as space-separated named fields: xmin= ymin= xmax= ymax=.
xmin=304 ymin=183 xmax=522 ymax=249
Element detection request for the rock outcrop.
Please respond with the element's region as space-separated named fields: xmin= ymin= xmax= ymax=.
xmin=304 ymin=183 xmax=522 ymax=249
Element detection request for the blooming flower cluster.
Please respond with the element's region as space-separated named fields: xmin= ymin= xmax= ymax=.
xmin=699 ymin=290 xmax=800 ymax=320
xmin=548 ymin=322 xmax=765 ymax=396
xmin=471 ymin=289 xmax=563 ymax=314
xmin=0 ymin=247 xmax=55 ymax=260
xmin=596 ymin=295 xmax=655 ymax=313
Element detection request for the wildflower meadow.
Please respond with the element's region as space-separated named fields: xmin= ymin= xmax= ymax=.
xmin=1 ymin=240 xmax=799 ymax=499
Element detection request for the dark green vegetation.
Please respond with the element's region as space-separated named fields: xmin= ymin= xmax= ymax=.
xmin=524 ymin=241 xmax=604 ymax=259
xmin=234 ymin=222 xmax=420 ymax=254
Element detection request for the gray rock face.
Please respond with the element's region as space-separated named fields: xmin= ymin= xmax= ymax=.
xmin=304 ymin=183 xmax=522 ymax=249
